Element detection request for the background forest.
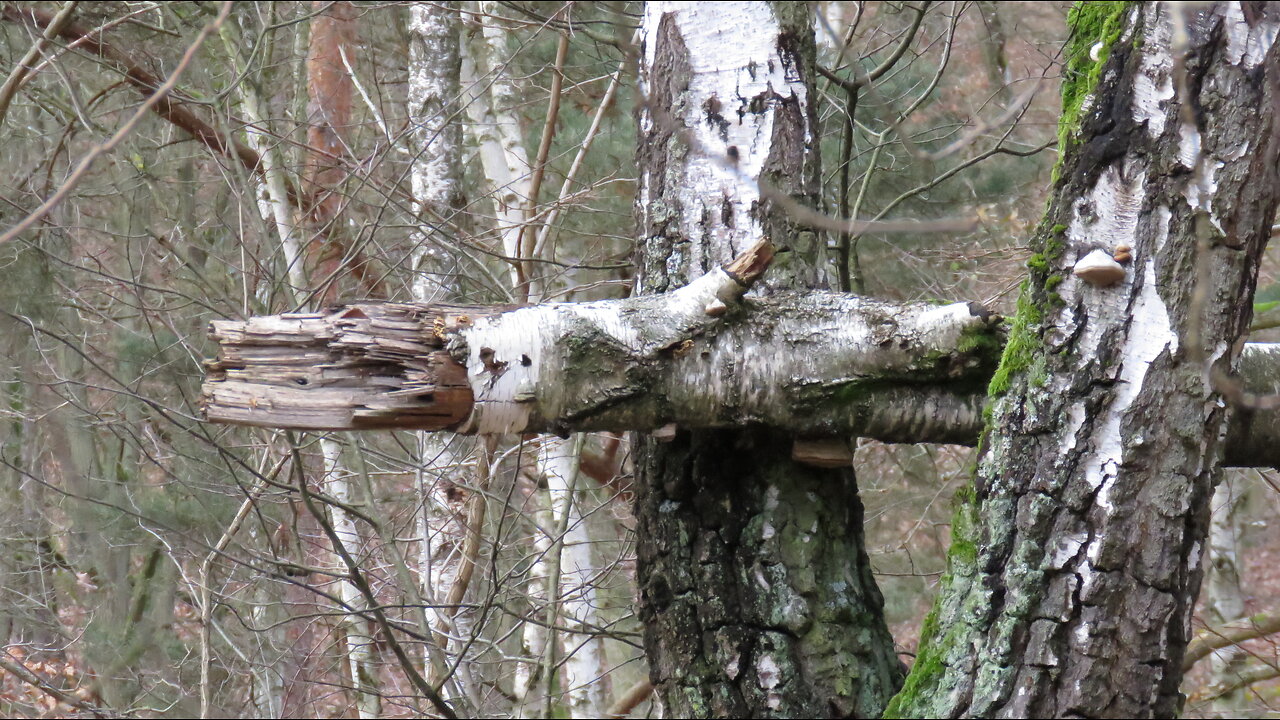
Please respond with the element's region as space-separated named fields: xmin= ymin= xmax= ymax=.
xmin=0 ymin=1 xmax=1277 ymax=717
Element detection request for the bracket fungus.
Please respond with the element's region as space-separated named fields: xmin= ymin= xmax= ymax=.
xmin=1072 ymin=248 xmax=1127 ymax=287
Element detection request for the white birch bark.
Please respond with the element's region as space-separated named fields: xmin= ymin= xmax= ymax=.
xmin=893 ymin=5 xmax=1280 ymax=716
xmin=223 ymin=23 xmax=382 ymax=716
xmin=515 ymin=436 xmax=607 ymax=718
xmin=407 ymin=3 xmax=480 ymax=706
xmin=638 ymin=1 xmax=828 ymax=291
xmin=227 ymin=27 xmax=382 ymax=715
xmin=408 ymin=1 xmax=463 ymax=302
xmin=1205 ymin=474 xmax=1248 ymax=713
xmin=461 ymin=8 xmax=594 ymax=711
xmin=216 ymin=37 xmax=292 ymax=720
xmin=248 ymin=590 xmax=285 ymax=719
xmin=320 ymin=440 xmax=382 ymax=720
xmin=540 ymin=437 xmax=609 ymax=718
xmin=462 ymin=1 xmax=532 ymax=286
xmin=514 ymin=463 xmax=553 ymax=718
xmin=208 ymin=315 xmax=1280 ymax=468
xmin=218 ymin=20 xmax=306 ymax=316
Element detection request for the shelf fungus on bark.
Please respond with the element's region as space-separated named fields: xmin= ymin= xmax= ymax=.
xmin=791 ymin=438 xmax=854 ymax=468
xmin=1072 ymin=248 xmax=1127 ymax=286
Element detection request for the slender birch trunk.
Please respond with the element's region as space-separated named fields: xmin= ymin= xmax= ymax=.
xmin=542 ymin=437 xmax=610 ymax=718
xmin=319 ymin=440 xmax=382 ymax=719
xmin=514 ymin=454 xmax=554 ymax=718
xmin=462 ymin=2 xmax=533 ymax=288
xmin=408 ymin=1 xmax=464 ymax=302
xmin=1205 ymin=475 xmax=1248 ymax=714
xmin=460 ymin=7 xmax=601 ymax=712
xmin=407 ymin=4 xmax=491 ymax=709
xmin=218 ymin=12 xmax=329 ymax=717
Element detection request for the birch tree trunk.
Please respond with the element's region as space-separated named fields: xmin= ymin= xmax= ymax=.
xmin=461 ymin=1 xmax=533 ymax=290
xmin=408 ymin=1 xmax=464 ymax=302
xmin=516 ymin=437 xmax=611 ymax=719
xmin=218 ymin=15 xmax=306 ymax=718
xmin=887 ymin=4 xmax=1280 ymax=717
xmin=632 ymin=4 xmax=903 ymax=716
xmin=1204 ymin=475 xmax=1248 ymax=714
xmin=406 ymin=5 xmax=490 ymax=710
xmin=546 ymin=439 xmax=611 ymax=719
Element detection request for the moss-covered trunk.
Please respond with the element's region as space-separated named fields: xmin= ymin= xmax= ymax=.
xmin=632 ymin=3 xmax=903 ymax=716
xmin=888 ymin=3 xmax=1280 ymax=716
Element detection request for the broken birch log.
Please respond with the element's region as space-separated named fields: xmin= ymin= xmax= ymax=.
xmin=203 ymin=239 xmax=1001 ymax=440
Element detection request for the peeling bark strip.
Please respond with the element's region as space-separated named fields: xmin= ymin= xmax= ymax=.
xmin=203 ymin=239 xmax=1002 ymax=439
xmin=889 ymin=4 xmax=1280 ymax=718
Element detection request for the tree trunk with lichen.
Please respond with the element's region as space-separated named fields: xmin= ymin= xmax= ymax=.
xmin=886 ymin=3 xmax=1280 ymax=717
xmin=631 ymin=3 xmax=903 ymax=716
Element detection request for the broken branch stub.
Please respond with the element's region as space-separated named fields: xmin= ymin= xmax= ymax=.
xmin=204 ymin=239 xmax=785 ymax=433
xmin=204 ymin=304 xmax=483 ymax=431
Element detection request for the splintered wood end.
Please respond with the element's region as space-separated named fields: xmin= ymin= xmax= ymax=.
xmin=723 ymin=238 xmax=775 ymax=287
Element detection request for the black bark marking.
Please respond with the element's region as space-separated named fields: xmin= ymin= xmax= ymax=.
xmin=702 ymin=94 xmax=731 ymax=141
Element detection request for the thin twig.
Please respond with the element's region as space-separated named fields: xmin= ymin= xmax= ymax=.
xmin=199 ymin=476 xmax=273 ymax=719
xmin=0 ymin=651 xmax=116 ymax=719
xmin=530 ymin=56 xmax=626 ymax=274
xmin=0 ymin=1 xmax=79 ymax=126
xmin=290 ymin=435 xmax=460 ymax=719
xmin=0 ymin=3 xmax=234 ymax=246
xmin=517 ymin=30 xmax=570 ymax=302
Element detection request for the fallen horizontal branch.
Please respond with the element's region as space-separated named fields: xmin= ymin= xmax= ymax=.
xmin=201 ymin=243 xmax=1280 ymax=467
xmin=1187 ymin=661 xmax=1280 ymax=705
xmin=203 ymin=239 xmax=1002 ymax=440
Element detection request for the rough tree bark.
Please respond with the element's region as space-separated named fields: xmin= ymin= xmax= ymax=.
xmin=630 ymin=3 xmax=902 ymax=716
xmin=886 ymin=4 xmax=1280 ymax=717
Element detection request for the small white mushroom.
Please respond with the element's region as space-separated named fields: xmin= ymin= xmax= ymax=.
xmin=704 ymin=298 xmax=729 ymax=317
xmin=1072 ymin=248 xmax=1127 ymax=287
